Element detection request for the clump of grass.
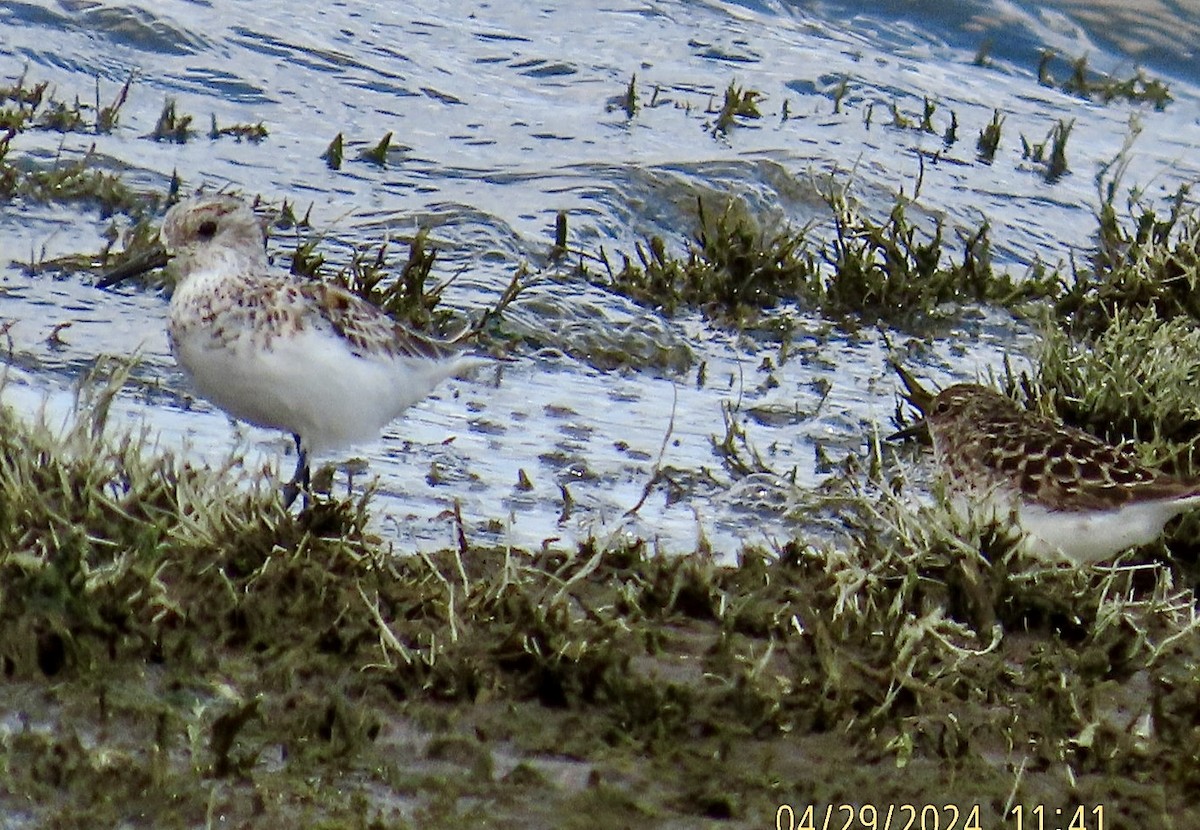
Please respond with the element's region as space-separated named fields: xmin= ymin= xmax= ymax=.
xmin=1040 ymin=49 xmax=1172 ymax=110
xmin=1046 ymin=118 xmax=1073 ymax=181
xmin=588 ymin=179 xmax=1064 ymax=328
xmin=747 ymin=458 xmax=1200 ymax=778
xmin=1020 ymin=118 xmax=1073 ymax=182
xmin=288 ymin=230 xmax=326 ymax=279
xmin=830 ymin=76 xmax=850 ymax=114
xmin=147 ymin=98 xmax=192 ymax=143
xmin=919 ymin=97 xmax=937 ymax=133
xmin=1036 ymin=310 xmax=1200 ymax=468
xmin=1056 ymin=181 xmax=1200 ymax=334
xmin=976 ymin=109 xmax=1003 ymax=162
xmin=1 ymin=73 xmax=48 ymax=111
xmin=332 ymin=229 xmax=450 ymax=331
xmin=20 ymin=203 xmax=162 ymax=278
xmin=712 ymin=400 xmax=779 ymax=478
xmin=95 ymin=74 xmax=133 ymax=133
xmin=208 ymin=114 xmax=268 ymax=142
xmin=321 ymin=132 xmax=344 ymax=169
xmin=887 ymin=101 xmax=913 ymax=130
xmin=34 ymin=75 xmax=132 ymax=134
xmin=810 ymin=186 xmax=1053 ymax=322
xmin=570 ymin=161 xmax=1186 ymax=335
xmin=610 ymin=73 xmax=638 ymax=118
xmin=273 ymin=197 xmax=312 ymax=232
xmin=710 ymin=82 xmax=762 ymax=136
xmin=0 ymin=73 xmax=165 ymax=219
xmin=1 ymin=72 xmax=131 ymax=134
xmin=1037 ymin=48 xmax=1057 ymax=87
xmin=0 ymin=143 xmax=143 ymax=216
xmin=942 ymin=110 xmax=958 ymax=146
xmin=283 ymin=217 xmax=523 ymax=340
xmin=972 ymin=39 xmax=993 ymax=68
xmin=0 ymin=108 xmax=27 ymax=131
xmin=549 ymin=210 xmax=569 ymax=262
xmin=0 ymin=73 xmax=143 ymax=214
xmin=0 ymin=359 xmax=343 ymax=673
xmin=31 ymin=95 xmax=89 ymax=133
xmin=1094 ymin=68 xmax=1173 ymax=109
xmin=359 ymin=131 xmax=392 ymax=165
xmin=594 ymin=196 xmax=815 ymax=323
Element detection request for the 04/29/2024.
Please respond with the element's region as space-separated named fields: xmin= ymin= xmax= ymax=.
xmin=775 ymin=804 xmax=1106 ymax=830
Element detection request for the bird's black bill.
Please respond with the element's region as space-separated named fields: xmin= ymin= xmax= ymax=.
xmin=97 ymin=242 xmax=170 ymax=288
xmin=886 ymin=418 xmax=930 ymax=443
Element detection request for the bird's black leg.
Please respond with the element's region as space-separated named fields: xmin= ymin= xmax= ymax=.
xmin=282 ymin=434 xmax=310 ymax=509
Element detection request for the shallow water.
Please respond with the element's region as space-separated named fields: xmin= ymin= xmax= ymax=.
xmin=1 ymin=0 xmax=1198 ymax=558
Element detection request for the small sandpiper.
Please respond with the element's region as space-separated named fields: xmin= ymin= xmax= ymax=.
xmin=901 ymin=383 xmax=1200 ymax=563
xmin=100 ymin=194 xmax=488 ymax=507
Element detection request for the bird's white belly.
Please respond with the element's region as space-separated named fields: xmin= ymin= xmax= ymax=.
xmin=172 ymin=324 xmax=469 ymax=455
xmin=1016 ymin=500 xmax=1186 ymax=563
xmin=953 ymin=490 xmax=1200 ymax=563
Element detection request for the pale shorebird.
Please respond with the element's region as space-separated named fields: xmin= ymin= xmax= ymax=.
xmin=100 ymin=194 xmax=488 ymax=507
xmin=897 ymin=383 xmax=1200 ymax=563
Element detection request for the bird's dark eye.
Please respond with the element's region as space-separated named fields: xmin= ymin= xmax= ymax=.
xmin=197 ymin=219 xmax=218 ymax=240
xmin=932 ymin=399 xmax=951 ymax=416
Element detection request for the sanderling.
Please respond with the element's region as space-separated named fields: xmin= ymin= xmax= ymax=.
xmin=905 ymin=383 xmax=1200 ymax=562
xmin=100 ymin=194 xmax=487 ymax=507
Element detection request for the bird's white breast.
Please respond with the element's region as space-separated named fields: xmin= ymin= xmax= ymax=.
xmin=168 ymin=261 xmax=479 ymax=455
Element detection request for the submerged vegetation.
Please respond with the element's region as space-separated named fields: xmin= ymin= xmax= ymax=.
xmin=1037 ymin=49 xmax=1173 ymax=110
xmin=1 ymin=70 xmax=132 ymax=134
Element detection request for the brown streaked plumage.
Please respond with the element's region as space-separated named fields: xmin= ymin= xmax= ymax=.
xmin=922 ymin=383 xmax=1200 ymax=562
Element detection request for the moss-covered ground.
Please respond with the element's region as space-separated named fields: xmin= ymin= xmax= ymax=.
xmin=4 ymin=361 xmax=1200 ymax=828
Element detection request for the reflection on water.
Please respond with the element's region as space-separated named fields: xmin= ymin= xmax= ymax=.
xmin=1 ymin=0 xmax=1197 ymax=558
xmin=787 ymin=0 xmax=1200 ymax=83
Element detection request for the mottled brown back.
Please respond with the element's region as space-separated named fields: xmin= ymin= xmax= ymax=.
xmin=927 ymin=384 xmax=1200 ymax=511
